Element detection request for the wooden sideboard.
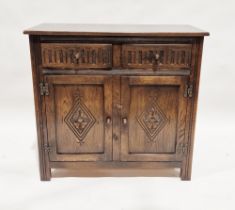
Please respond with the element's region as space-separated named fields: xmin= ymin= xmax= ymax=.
xmin=24 ymin=24 xmax=209 ymax=181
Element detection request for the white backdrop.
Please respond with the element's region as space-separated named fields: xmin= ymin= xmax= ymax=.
xmin=0 ymin=0 xmax=235 ymax=209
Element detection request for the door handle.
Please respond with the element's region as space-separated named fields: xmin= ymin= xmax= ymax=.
xmin=122 ymin=117 xmax=127 ymax=125
xmin=106 ymin=116 xmax=112 ymax=124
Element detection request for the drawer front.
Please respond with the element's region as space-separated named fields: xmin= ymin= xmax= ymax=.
xmin=122 ymin=44 xmax=192 ymax=70
xmin=41 ymin=43 xmax=112 ymax=69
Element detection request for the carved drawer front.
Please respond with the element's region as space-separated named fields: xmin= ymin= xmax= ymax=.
xmin=122 ymin=44 xmax=192 ymax=70
xmin=41 ymin=43 xmax=112 ymax=69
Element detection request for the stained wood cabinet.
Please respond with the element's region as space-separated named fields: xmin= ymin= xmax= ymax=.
xmin=44 ymin=75 xmax=112 ymax=161
xmin=24 ymin=24 xmax=209 ymax=181
xmin=120 ymin=76 xmax=188 ymax=162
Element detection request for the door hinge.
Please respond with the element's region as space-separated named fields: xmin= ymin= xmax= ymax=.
xmin=184 ymin=84 xmax=193 ymax=98
xmin=43 ymin=144 xmax=51 ymax=153
xmin=177 ymin=143 xmax=188 ymax=156
xmin=39 ymin=82 xmax=49 ymax=96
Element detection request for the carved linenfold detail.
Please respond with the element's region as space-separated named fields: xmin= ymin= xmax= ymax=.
xmin=41 ymin=43 xmax=112 ymax=68
xmin=144 ymin=51 xmax=148 ymax=64
xmin=122 ymin=44 xmax=192 ymax=69
xmin=64 ymin=91 xmax=96 ymax=145
xmin=138 ymin=51 xmax=142 ymax=64
xmin=54 ymin=50 xmax=57 ymax=63
xmin=59 ymin=50 xmax=63 ymax=63
xmin=181 ymin=51 xmax=185 ymax=64
xmin=91 ymin=50 xmax=96 ymax=64
xmin=137 ymin=96 xmax=168 ymax=142
xmin=86 ymin=49 xmax=90 ymax=64
xmin=160 ymin=50 xmax=164 ymax=63
xmin=128 ymin=51 xmax=132 ymax=64
xmin=48 ymin=50 xmax=52 ymax=63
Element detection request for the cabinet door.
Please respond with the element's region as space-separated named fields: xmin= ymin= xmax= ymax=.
xmin=44 ymin=75 xmax=112 ymax=161
xmin=120 ymin=76 xmax=188 ymax=161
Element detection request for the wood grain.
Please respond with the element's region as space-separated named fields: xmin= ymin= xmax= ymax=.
xmin=120 ymin=76 xmax=188 ymax=161
xmin=181 ymin=38 xmax=204 ymax=180
xmin=24 ymin=23 xmax=209 ymax=37
xmin=29 ymin=36 xmax=51 ymax=181
xmin=112 ymin=76 xmax=121 ymax=161
xmin=24 ymin=24 xmax=208 ymax=180
xmin=44 ymin=75 xmax=112 ymax=161
xmin=122 ymin=44 xmax=192 ymax=70
xmin=41 ymin=43 xmax=112 ymax=69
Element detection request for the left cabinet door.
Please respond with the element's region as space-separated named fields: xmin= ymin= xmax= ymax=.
xmin=44 ymin=75 xmax=112 ymax=161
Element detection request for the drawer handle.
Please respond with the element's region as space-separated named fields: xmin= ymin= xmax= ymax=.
xmin=155 ymin=53 xmax=160 ymax=60
xmin=106 ymin=116 xmax=112 ymax=124
xmin=74 ymin=52 xmax=80 ymax=60
xmin=153 ymin=53 xmax=160 ymax=71
xmin=122 ymin=117 xmax=128 ymax=125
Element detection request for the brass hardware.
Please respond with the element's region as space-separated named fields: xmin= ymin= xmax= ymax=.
xmin=122 ymin=117 xmax=127 ymax=125
xmin=74 ymin=52 xmax=80 ymax=60
xmin=184 ymin=85 xmax=188 ymax=97
xmin=153 ymin=53 xmax=160 ymax=71
xmin=106 ymin=116 xmax=111 ymax=124
xmin=43 ymin=144 xmax=51 ymax=153
xmin=155 ymin=53 xmax=160 ymax=60
xmin=177 ymin=143 xmax=188 ymax=156
xmin=188 ymin=85 xmax=193 ymax=97
xmin=184 ymin=84 xmax=193 ymax=98
xmin=39 ymin=82 xmax=49 ymax=96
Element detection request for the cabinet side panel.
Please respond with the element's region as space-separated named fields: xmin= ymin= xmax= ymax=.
xmin=29 ymin=35 xmax=51 ymax=180
xmin=181 ymin=37 xmax=204 ymax=180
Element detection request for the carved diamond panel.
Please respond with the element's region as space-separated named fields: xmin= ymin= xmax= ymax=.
xmin=65 ymin=98 xmax=96 ymax=145
xmin=137 ymin=98 xmax=168 ymax=142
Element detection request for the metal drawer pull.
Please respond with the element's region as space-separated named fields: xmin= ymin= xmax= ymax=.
xmin=155 ymin=53 xmax=160 ymax=60
xmin=122 ymin=117 xmax=127 ymax=125
xmin=106 ymin=117 xmax=111 ymax=124
xmin=153 ymin=53 xmax=160 ymax=71
xmin=74 ymin=52 xmax=80 ymax=60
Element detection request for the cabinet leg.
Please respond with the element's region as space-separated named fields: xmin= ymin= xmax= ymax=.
xmin=39 ymin=164 xmax=51 ymax=181
xmin=180 ymin=172 xmax=191 ymax=181
xmin=38 ymin=150 xmax=51 ymax=181
xmin=180 ymin=159 xmax=192 ymax=181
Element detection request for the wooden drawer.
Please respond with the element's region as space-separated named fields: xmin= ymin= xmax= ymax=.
xmin=41 ymin=43 xmax=112 ymax=69
xmin=122 ymin=44 xmax=192 ymax=70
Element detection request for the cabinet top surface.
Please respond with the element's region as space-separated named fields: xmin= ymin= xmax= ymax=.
xmin=23 ymin=23 xmax=209 ymax=37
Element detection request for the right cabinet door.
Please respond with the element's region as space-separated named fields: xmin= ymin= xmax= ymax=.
xmin=120 ymin=76 xmax=189 ymax=161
